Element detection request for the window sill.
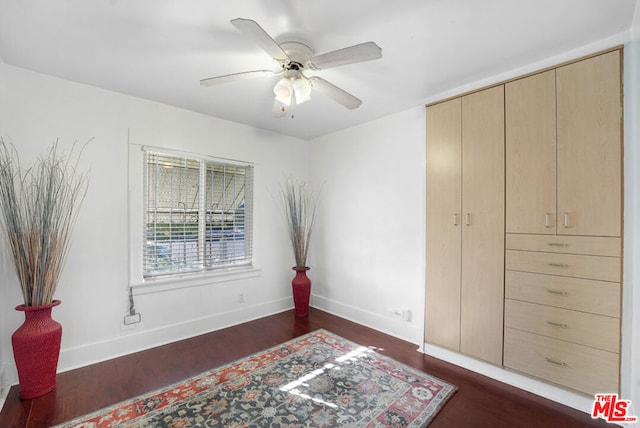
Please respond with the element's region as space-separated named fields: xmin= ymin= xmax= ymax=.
xmin=130 ymin=266 xmax=261 ymax=295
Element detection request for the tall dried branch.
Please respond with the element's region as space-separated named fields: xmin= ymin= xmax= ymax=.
xmin=279 ymin=178 xmax=321 ymax=269
xmin=0 ymin=138 xmax=90 ymax=306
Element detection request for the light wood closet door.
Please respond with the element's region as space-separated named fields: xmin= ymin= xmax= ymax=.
xmin=556 ymin=50 xmax=622 ymax=237
xmin=425 ymin=98 xmax=462 ymax=351
xmin=460 ymin=86 xmax=505 ymax=365
xmin=505 ymin=70 xmax=557 ymax=234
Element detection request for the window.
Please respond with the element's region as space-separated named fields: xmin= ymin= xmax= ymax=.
xmin=143 ymin=151 xmax=253 ymax=277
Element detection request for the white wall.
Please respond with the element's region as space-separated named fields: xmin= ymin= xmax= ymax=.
xmin=623 ymin=0 xmax=640 ymax=416
xmin=623 ymin=37 xmax=640 ymax=418
xmin=307 ymin=107 xmax=426 ymax=344
xmin=0 ymin=64 xmax=307 ymax=390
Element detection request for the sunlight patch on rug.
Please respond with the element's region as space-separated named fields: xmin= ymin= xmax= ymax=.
xmin=54 ymin=329 xmax=456 ymax=427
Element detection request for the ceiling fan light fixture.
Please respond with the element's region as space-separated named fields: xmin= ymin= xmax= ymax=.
xmin=292 ymin=78 xmax=311 ymax=104
xmin=273 ymin=77 xmax=293 ymax=106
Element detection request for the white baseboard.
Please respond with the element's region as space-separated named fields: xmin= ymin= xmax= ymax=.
xmin=423 ymin=343 xmax=597 ymax=414
xmin=311 ymin=294 xmax=421 ymax=346
xmin=57 ymin=297 xmax=292 ymax=374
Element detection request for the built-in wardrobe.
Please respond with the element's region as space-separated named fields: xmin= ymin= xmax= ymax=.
xmin=424 ymin=48 xmax=622 ymax=396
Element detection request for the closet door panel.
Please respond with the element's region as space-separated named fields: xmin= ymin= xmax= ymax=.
xmin=505 ymin=70 xmax=557 ymax=234
xmin=556 ymin=50 xmax=622 ymax=237
xmin=425 ymin=98 xmax=462 ymax=351
xmin=460 ymin=86 xmax=505 ymax=364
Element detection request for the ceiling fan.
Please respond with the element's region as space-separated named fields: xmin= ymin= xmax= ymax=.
xmin=200 ymin=18 xmax=382 ymax=117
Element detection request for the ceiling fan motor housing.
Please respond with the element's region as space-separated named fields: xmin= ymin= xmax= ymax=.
xmin=279 ymin=41 xmax=314 ymax=67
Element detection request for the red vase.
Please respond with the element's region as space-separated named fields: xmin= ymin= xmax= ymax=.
xmin=292 ymin=267 xmax=311 ymax=317
xmin=12 ymin=300 xmax=62 ymax=399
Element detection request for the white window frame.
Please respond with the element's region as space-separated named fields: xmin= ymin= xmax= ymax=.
xmin=128 ymin=145 xmax=260 ymax=294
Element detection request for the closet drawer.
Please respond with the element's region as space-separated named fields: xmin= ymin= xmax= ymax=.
xmin=505 ymin=299 xmax=619 ymax=352
xmin=506 ymin=250 xmax=620 ymax=282
xmin=504 ymin=328 xmax=619 ymax=395
xmin=506 ymin=234 xmax=621 ymax=257
xmin=505 ymin=270 xmax=620 ymax=317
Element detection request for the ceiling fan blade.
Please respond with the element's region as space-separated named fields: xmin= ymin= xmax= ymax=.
xmin=230 ymin=18 xmax=289 ymax=61
xmin=308 ymin=41 xmax=382 ymax=70
xmin=272 ymin=100 xmax=287 ymax=118
xmin=200 ymin=70 xmax=278 ymax=87
xmin=309 ymin=77 xmax=362 ymax=110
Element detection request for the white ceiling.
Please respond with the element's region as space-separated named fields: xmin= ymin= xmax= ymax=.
xmin=0 ymin=0 xmax=637 ymax=140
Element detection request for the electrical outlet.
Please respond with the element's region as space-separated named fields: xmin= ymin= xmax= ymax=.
xmin=391 ymin=309 xmax=411 ymax=322
xmin=238 ymin=293 xmax=245 ymax=303
xmin=124 ymin=313 xmax=141 ymax=325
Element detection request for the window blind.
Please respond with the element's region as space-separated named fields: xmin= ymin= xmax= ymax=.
xmin=144 ymin=151 xmax=253 ymax=277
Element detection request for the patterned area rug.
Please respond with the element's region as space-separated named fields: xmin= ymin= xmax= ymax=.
xmin=55 ymin=329 xmax=456 ymax=427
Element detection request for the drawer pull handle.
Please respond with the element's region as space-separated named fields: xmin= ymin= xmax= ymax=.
xmin=546 ymin=289 xmax=568 ymax=296
xmin=563 ymin=212 xmax=570 ymax=228
xmin=545 ymin=357 xmax=568 ymax=367
xmin=453 ymin=213 xmax=459 ymax=226
xmin=546 ymin=320 xmax=568 ymax=328
xmin=465 ymin=213 xmax=471 ymax=226
xmin=547 ymin=243 xmax=568 ymax=247
xmin=545 ymin=213 xmax=551 ymax=228
xmin=548 ymin=263 xmax=568 ymax=268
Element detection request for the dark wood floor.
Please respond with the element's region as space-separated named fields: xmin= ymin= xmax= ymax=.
xmin=0 ymin=308 xmax=613 ymax=427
